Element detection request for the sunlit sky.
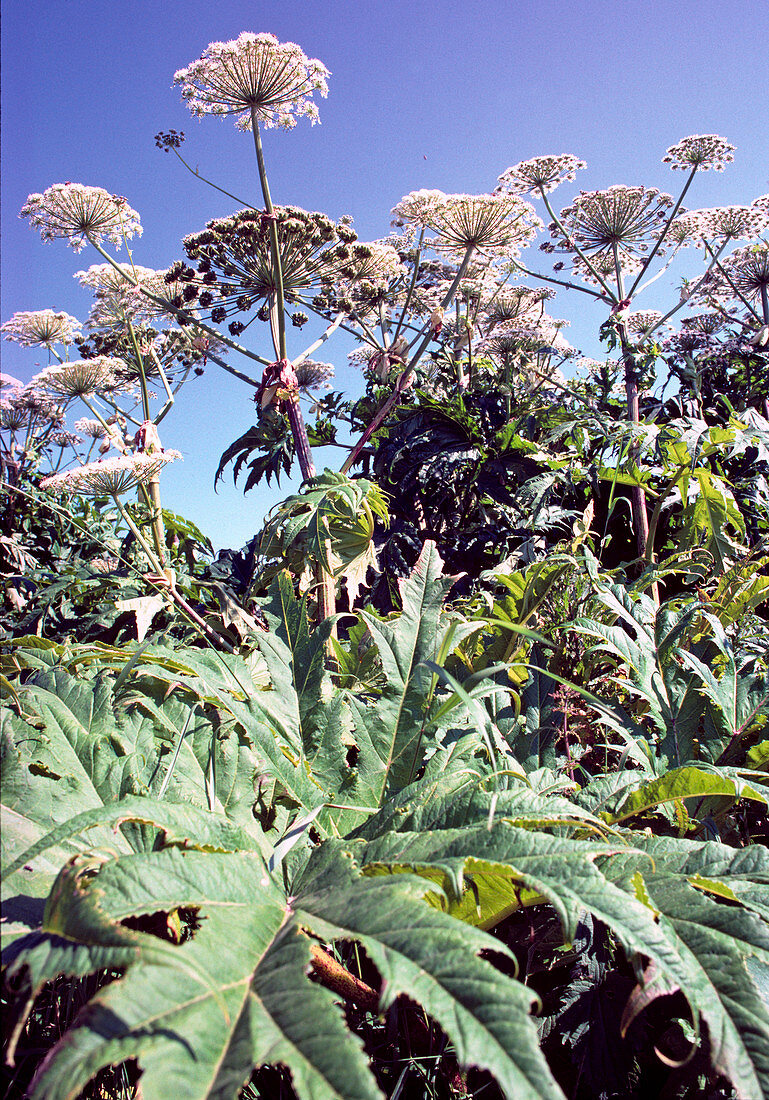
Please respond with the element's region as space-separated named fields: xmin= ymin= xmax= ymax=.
xmin=2 ymin=0 xmax=767 ymax=550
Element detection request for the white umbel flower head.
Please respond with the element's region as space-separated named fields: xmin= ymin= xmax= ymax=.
xmin=484 ymin=285 xmax=556 ymax=327
xmin=75 ymin=263 xmax=158 ymax=293
xmin=1 ymin=310 xmax=82 ymax=347
xmin=624 ymin=310 xmax=665 ymax=339
xmin=339 ymin=242 xmax=406 ymax=290
xmin=392 ymin=190 xmax=541 ymax=259
xmin=174 ymin=32 xmax=330 ymax=131
xmin=50 ymin=430 xmax=81 ymax=448
xmin=701 ymin=242 xmax=769 ymax=307
xmin=555 ymin=186 xmax=675 ymax=262
xmin=40 ymin=451 xmax=182 ymax=498
xmin=20 ymin=184 xmax=142 ymax=253
xmin=74 ymin=417 xmax=109 ymax=439
xmin=496 ymin=154 xmax=587 ymax=195
xmin=293 ymin=358 xmax=334 ymax=392
xmin=30 ymin=357 xmax=127 ymax=399
xmin=669 ymin=205 xmax=769 ymax=247
xmin=478 ymin=315 xmax=571 ymax=355
xmin=662 ymin=135 xmax=735 ymax=172
xmin=76 ymin=264 xmax=182 ymax=331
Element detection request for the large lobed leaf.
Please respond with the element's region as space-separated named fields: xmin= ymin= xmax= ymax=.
xmin=9 ymin=840 xmax=562 ymax=1100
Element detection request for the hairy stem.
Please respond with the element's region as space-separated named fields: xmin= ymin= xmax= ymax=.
xmin=308 ymin=944 xmax=380 ymax=1013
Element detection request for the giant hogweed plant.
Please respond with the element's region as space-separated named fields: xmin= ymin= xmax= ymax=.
xmin=8 ymin=31 xmax=767 ymax=619
xmin=2 ymin=27 xmax=769 ymax=1100
xmin=2 ymin=543 xmax=769 ymax=1100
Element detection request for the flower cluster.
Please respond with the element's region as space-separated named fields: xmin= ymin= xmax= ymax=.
xmin=483 ymin=285 xmax=556 ymax=327
xmin=154 ymin=129 xmax=185 ymax=151
xmin=0 ymin=386 xmax=65 ymax=432
xmin=669 ymin=205 xmax=769 ymax=246
xmin=30 ymin=357 xmax=128 ymax=399
xmin=414 ymin=263 xmax=504 ymax=316
xmin=20 ymin=184 xmax=142 ymax=252
xmin=338 ymin=242 xmax=406 ymax=293
xmin=75 ymin=263 xmax=185 ymax=333
xmin=293 ymin=358 xmax=334 ymax=393
xmin=50 ymin=429 xmax=81 ymax=448
xmin=680 ymin=312 xmax=724 ymax=336
xmin=174 ymin=32 xmax=330 ymax=131
xmin=40 ymin=451 xmax=181 ymax=498
xmin=74 ymin=416 xmax=110 ymax=439
xmin=392 ymin=190 xmax=541 ymax=259
xmin=623 ymin=310 xmax=665 ymax=339
xmin=324 ymin=241 xmax=408 ymax=318
xmin=178 ymin=206 xmax=357 ymax=329
xmin=553 ymin=186 xmax=675 ymax=264
xmin=477 ymin=315 xmax=572 ymax=359
xmin=696 ymin=242 xmax=769 ymax=307
xmin=662 ymin=134 xmax=735 ymax=172
xmin=496 ymin=154 xmax=587 ymax=195
xmin=1 ymin=310 xmax=82 ymax=347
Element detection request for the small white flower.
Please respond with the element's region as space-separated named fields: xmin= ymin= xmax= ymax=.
xmin=497 ymin=154 xmax=587 ymax=195
xmin=624 ymin=310 xmax=665 ymax=339
xmin=293 ymin=358 xmax=334 ymax=392
xmin=555 ymin=186 xmax=675 ymax=263
xmin=30 ymin=357 xmax=128 ymax=399
xmin=74 ymin=417 xmax=109 ymax=439
xmin=670 ymin=205 xmax=769 ymax=246
xmin=702 ymin=242 xmax=769 ymax=307
xmin=392 ymin=191 xmax=541 ymax=260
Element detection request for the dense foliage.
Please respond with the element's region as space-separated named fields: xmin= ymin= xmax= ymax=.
xmin=2 ymin=31 xmax=768 ymax=1100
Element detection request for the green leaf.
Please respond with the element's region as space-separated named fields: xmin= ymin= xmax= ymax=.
xmin=353 ymin=540 xmax=459 ymax=798
xmin=680 ymin=469 xmax=747 ymax=572
xmin=15 ymin=841 xmax=563 ymax=1100
xmin=602 ymin=836 xmax=769 ymax=1099
xmin=607 ymin=765 xmax=768 ymax=824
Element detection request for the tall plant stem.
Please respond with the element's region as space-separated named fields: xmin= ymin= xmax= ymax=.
xmin=251 ymin=113 xmax=287 ymax=360
xmin=616 ymin=324 xmax=659 ymax=602
xmin=247 ymin=110 xmax=334 ymax=630
xmin=145 ymin=477 xmax=167 ymax=568
xmin=308 ymin=944 xmax=379 ymax=1013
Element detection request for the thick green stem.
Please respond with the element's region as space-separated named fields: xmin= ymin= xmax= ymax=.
xmin=146 ymin=477 xmax=167 ymax=568
xmin=80 ymin=397 xmax=116 ymax=439
xmin=125 ymin=318 xmax=151 ymax=420
xmin=283 ymin=395 xmax=335 ymax=629
xmin=251 ymin=113 xmax=287 ymax=360
xmin=113 ymin=494 xmax=164 ymax=574
xmin=617 ymin=324 xmax=659 ymax=602
xmin=309 ymin=944 xmax=379 ymax=1013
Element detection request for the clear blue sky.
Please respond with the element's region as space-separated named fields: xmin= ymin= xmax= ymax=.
xmin=2 ymin=0 xmax=767 ymax=550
